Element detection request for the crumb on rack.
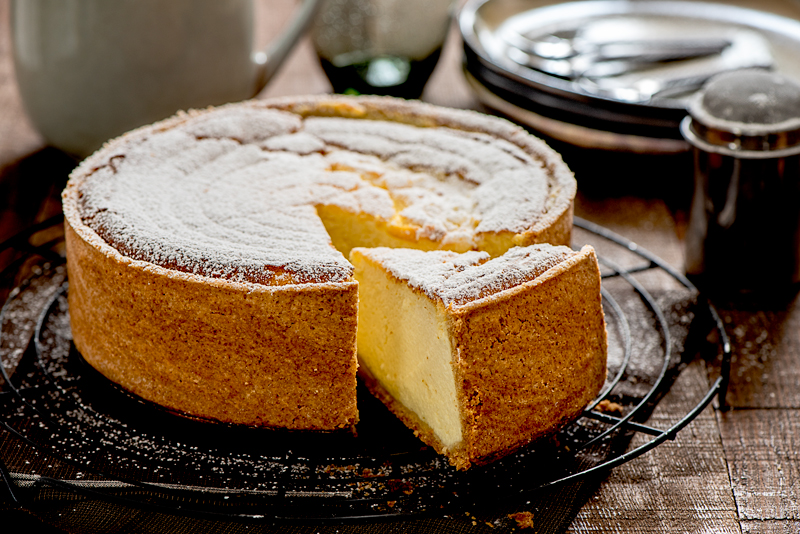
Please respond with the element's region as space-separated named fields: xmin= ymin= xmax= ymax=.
xmin=595 ymin=399 xmax=624 ymax=415
xmin=508 ymin=511 xmax=534 ymax=529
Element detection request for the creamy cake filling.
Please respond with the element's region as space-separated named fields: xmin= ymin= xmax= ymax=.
xmin=353 ymin=252 xmax=463 ymax=448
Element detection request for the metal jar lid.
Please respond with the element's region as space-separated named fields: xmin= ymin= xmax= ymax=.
xmin=680 ymin=69 xmax=800 ymax=158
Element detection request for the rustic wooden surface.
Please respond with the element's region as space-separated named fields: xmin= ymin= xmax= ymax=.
xmin=2 ymin=0 xmax=800 ymax=532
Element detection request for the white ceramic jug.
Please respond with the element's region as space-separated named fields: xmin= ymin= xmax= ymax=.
xmin=12 ymin=0 xmax=319 ymax=157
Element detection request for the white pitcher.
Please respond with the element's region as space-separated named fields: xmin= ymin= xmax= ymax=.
xmin=12 ymin=0 xmax=320 ymax=157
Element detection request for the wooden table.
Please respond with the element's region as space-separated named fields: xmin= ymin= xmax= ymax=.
xmin=1 ymin=1 xmax=799 ymax=532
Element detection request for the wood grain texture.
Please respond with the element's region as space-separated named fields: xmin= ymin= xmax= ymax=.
xmin=569 ymin=360 xmax=739 ymax=534
xmin=711 ymin=298 xmax=800 ymax=409
xmin=741 ymin=520 xmax=800 ymax=533
xmin=573 ymin=196 xmax=688 ymax=292
xmin=0 ymin=0 xmax=75 ymax=249
xmin=0 ymin=0 xmax=44 ymax=164
xmin=718 ymin=408 xmax=800 ymax=521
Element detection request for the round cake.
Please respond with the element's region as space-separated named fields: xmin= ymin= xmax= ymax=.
xmin=62 ymin=95 xmax=579 ymax=432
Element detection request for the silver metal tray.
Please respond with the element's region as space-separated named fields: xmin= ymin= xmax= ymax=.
xmin=459 ymin=0 xmax=800 ymax=152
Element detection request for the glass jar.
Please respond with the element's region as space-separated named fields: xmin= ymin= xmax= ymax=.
xmin=311 ymin=0 xmax=454 ymax=98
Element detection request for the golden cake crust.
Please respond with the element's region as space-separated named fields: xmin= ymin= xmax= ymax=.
xmin=64 ymin=208 xmax=359 ymax=429
xmin=449 ymin=246 xmax=607 ymax=468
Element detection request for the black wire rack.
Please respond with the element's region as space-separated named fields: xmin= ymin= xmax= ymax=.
xmin=0 ymin=215 xmax=731 ymax=524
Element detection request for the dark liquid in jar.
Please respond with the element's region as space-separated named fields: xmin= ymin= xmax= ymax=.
xmin=319 ymin=49 xmax=442 ymax=99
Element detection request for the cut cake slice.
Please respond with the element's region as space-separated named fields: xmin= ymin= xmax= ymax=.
xmin=350 ymin=244 xmax=608 ymax=469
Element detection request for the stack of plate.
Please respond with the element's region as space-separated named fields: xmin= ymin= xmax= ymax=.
xmin=459 ymin=0 xmax=800 ymax=153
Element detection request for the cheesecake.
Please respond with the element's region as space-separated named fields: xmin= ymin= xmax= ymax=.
xmin=62 ymin=95 xmax=591 ymax=444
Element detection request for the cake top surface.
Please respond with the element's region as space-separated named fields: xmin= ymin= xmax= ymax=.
xmin=356 ymin=244 xmax=577 ymax=308
xmin=65 ymin=96 xmax=574 ymax=286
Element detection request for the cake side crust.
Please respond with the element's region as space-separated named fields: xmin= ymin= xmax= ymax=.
xmin=449 ymin=245 xmax=608 ymax=467
xmin=63 ymin=200 xmax=359 ymax=430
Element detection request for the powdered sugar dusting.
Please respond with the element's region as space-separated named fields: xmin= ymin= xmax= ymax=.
xmin=185 ymin=107 xmax=302 ymax=143
xmin=360 ymin=244 xmax=576 ymax=307
xmin=75 ymin=103 xmax=561 ymax=286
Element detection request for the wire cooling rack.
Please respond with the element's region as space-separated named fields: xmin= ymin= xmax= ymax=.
xmin=0 ymin=215 xmax=731 ymax=523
